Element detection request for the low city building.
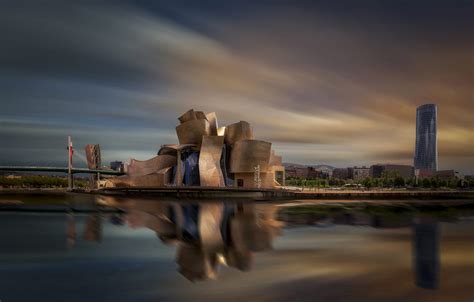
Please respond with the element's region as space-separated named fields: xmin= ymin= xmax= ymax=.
xmin=307 ymin=167 xmax=323 ymax=179
xmin=348 ymin=166 xmax=370 ymax=181
xmin=435 ymin=170 xmax=462 ymax=181
xmin=332 ymin=168 xmax=350 ymax=179
xmin=110 ymin=161 xmax=124 ymax=172
xmin=285 ymin=165 xmax=309 ymax=179
xmin=415 ymin=169 xmax=437 ymax=179
xmin=415 ymin=169 xmax=463 ymax=180
xmin=285 ymin=165 xmax=333 ymax=179
xmin=312 ymin=165 xmax=334 ymax=178
xmin=370 ymin=164 xmax=414 ymax=178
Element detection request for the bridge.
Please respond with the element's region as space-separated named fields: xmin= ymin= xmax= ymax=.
xmin=0 ymin=136 xmax=127 ymax=189
xmin=0 ymin=165 xmax=125 ymax=190
xmin=0 ymin=166 xmax=124 ymax=176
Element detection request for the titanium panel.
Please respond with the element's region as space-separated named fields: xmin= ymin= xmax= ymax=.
xmin=224 ymin=121 xmax=253 ymax=145
xmin=205 ymin=112 xmax=218 ymax=136
xmin=158 ymin=144 xmax=196 ymax=156
xmin=176 ymin=119 xmax=211 ymax=146
xmin=229 ymin=140 xmax=271 ymax=173
xmin=195 ymin=111 xmax=207 ymax=120
xmin=127 ymin=155 xmax=176 ymax=176
xmin=199 ymin=136 xmax=225 ymax=187
xmin=111 ymin=167 xmax=172 ymax=187
xmin=178 ymin=109 xmax=197 ymax=124
xmin=217 ymin=126 xmax=226 ymax=136
xmin=269 ymin=150 xmax=282 ymax=167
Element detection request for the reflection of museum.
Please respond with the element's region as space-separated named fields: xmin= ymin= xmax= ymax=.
xmin=132 ymin=201 xmax=282 ymax=281
xmin=108 ymin=109 xmax=285 ymax=188
xmin=91 ymin=198 xmax=283 ymax=281
xmin=69 ymin=198 xmax=450 ymax=286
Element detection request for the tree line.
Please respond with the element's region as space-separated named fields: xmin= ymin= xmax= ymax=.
xmin=0 ymin=175 xmax=88 ymax=188
xmin=286 ymin=170 xmax=473 ymax=189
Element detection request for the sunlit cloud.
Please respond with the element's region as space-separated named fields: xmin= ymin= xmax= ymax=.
xmin=0 ymin=1 xmax=472 ymax=172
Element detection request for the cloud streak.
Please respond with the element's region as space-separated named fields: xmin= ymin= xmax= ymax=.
xmin=0 ymin=1 xmax=472 ymax=172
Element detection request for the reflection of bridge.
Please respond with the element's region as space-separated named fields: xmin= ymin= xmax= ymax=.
xmin=0 ymin=166 xmax=124 ymax=176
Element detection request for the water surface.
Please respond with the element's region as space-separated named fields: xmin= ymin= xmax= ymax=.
xmin=0 ymin=196 xmax=473 ymax=301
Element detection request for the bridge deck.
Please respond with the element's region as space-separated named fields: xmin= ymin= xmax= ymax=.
xmin=0 ymin=166 xmax=124 ymax=175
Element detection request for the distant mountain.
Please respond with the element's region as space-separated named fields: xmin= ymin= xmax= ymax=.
xmin=283 ymin=162 xmax=307 ymax=168
xmin=311 ymin=164 xmax=336 ymax=171
xmin=283 ymin=163 xmax=335 ymax=170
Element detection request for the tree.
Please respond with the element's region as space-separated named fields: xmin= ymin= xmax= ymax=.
xmin=430 ymin=177 xmax=440 ymax=188
xmin=362 ymin=177 xmax=373 ymax=189
xmin=422 ymin=178 xmax=431 ymax=188
xmin=438 ymin=179 xmax=448 ymax=187
xmin=328 ymin=178 xmax=338 ymax=186
xmin=394 ymin=176 xmax=405 ymax=187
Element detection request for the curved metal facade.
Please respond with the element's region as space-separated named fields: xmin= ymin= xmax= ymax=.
xmin=110 ymin=108 xmax=283 ymax=189
xmin=176 ymin=118 xmax=211 ymax=146
xmin=199 ymin=136 xmax=225 ymax=187
xmin=127 ymin=155 xmax=176 ymax=176
xmin=224 ymin=121 xmax=253 ymax=146
xmin=229 ymin=140 xmax=272 ymax=173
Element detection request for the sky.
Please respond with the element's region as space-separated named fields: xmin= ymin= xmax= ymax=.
xmin=0 ymin=0 xmax=473 ymax=173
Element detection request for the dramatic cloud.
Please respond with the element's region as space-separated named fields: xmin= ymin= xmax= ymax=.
xmin=0 ymin=0 xmax=472 ymax=172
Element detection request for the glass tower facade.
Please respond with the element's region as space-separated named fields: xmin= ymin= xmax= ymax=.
xmin=414 ymin=104 xmax=438 ymax=171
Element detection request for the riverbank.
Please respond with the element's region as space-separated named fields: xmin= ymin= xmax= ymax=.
xmin=1 ymin=187 xmax=474 ymax=201
xmin=91 ymin=187 xmax=474 ymax=201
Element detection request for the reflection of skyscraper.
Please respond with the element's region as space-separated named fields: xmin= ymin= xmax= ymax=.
xmin=414 ymin=104 xmax=438 ymax=171
xmin=413 ymin=218 xmax=440 ymax=289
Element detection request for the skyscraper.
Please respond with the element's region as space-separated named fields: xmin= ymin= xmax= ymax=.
xmin=414 ymin=104 xmax=438 ymax=171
